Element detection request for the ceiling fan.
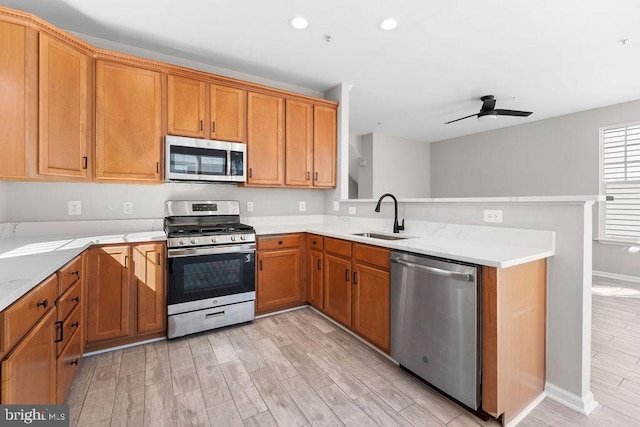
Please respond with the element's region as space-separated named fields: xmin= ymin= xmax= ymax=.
xmin=445 ymin=95 xmax=532 ymax=124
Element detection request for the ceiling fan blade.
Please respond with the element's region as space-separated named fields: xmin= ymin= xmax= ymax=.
xmin=444 ymin=113 xmax=478 ymax=124
xmin=494 ymin=109 xmax=532 ymax=117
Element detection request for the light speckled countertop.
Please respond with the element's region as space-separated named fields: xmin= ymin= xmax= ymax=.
xmin=0 ymin=216 xmax=554 ymax=312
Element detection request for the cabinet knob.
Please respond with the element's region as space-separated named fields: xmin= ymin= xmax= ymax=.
xmin=278 ymin=241 xmax=283 ymax=245
xmin=37 ymin=299 xmax=48 ymax=309
xmin=71 ymin=321 xmax=79 ymax=328
xmin=71 ymin=296 xmax=80 ymax=303
xmin=70 ymin=359 xmax=78 ymax=366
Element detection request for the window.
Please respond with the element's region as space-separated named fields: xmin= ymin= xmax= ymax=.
xmin=600 ymin=123 xmax=640 ymax=240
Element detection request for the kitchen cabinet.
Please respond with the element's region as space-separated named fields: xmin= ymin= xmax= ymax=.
xmin=312 ymin=105 xmax=337 ymax=187
xmin=38 ymin=32 xmax=92 ymax=180
xmin=95 ymin=59 xmax=163 ymax=183
xmin=167 ymin=75 xmax=247 ymax=142
xmin=285 ymin=99 xmax=313 ymax=186
xmin=0 ymin=20 xmax=37 ymax=180
xmin=86 ymin=242 xmax=166 ymax=352
xmin=256 ymin=234 xmax=302 ymax=314
xmin=0 ymin=253 xmax=86 ymax=404
xmin=246 ymin=92 xmax=285 ymax=186
xmin=307 ymin=234 xmax=324 ymax=309
xmin=323 ymin=253 xmax=352 ymax=327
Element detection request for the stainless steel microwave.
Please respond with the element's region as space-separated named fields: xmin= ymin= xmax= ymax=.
xmin=165 ymin=135 xmax=246 ymax=183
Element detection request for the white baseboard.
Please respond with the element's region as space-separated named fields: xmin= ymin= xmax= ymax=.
xmin=593 ymin=270 xmax=640 ymax=284
xmin=545 ymin=382 xmax=599 ymax=416
xmin=505 ymin=392 xmax=546 ymax=427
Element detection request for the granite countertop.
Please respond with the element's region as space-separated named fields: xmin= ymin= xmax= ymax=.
xmin=0 ymin=215 xmax=554 ymax=312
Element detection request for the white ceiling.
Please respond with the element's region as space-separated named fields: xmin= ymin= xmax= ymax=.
xmin=4 ymin=0 xmax=640 ymax=143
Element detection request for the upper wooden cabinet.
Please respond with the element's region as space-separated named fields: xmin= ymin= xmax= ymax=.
xmin=0 ymin=20 xmax=37 ymax=180
xmin=313 ymin=105 xmax=337 ymax=187
xmin=38 ymin=33 xmax=92 ymax=180
xmin=247 ymin=92 xmax=285 ymax=186
xmin=167 ymin=75 xmax=246 ymax=142
xmin=95 ymin=60 xmax=162 ymax=183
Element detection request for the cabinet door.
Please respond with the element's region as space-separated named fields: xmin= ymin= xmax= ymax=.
xmin=95 ymin=60 xmax=162 ymax=183
xmin=1 ymin=307 xmax=56 ymax=404
xmin=211 ymin=85 xmax=246 ymax=142
xmin=38 ymin=33 xmax=91 ymax=179
xmin=167 ymin=75 xmax=206 ymax=138
xmin=352 ymin=263 xmax=390 ymax=352
xmin=247 ymin=92 xmax=284 ymax=185
xmin=86 ymin=246 xmax=130 ymax=342
xmin=134 ymin=243 xmax=166 ymax=334
xmin=308 ymin=250 xmax=324 ymax=310
xmin=285 ymin=99 xmax=313 ymax=187
xmin=0 ymin=21 xmax=36 ymax=179
xmin=312 ymin=105 xmax=337 ymax=187
xmin=257 ymin=249 xmax=300 ymax=311
xmin=323 ymin=254 xmax=352 ymax=327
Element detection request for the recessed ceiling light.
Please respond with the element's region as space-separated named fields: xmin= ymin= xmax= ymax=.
xmin=378 ymin=18 xmax=398 ymax=31
xmin=289 ymin=16 xmax=309 ymax=30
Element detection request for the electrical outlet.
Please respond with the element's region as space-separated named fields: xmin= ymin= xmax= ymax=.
xmin=348 ymin=206 xmax=356 ymax=215
xmin=246 ymin=201 xmax=254 ymax=212
xmin=483 ymin=209 xmax=503 ymax=223
xmin=333 ymin=201 xmax=340 ymax=211
xmin=68 ymin=201 xmax=81 ymax=216
xmin=299 ymin=201 xmax=306 ymax=212
xmin=123 ymin=201 xmax=133 ymax=215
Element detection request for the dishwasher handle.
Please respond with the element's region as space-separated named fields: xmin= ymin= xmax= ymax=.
xmin=390 ymin=258 xmax=473 ymax=281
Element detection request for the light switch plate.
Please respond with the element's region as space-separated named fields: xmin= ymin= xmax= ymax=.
xmin=483 ymin=209 xmax=503 ymax=223
xmin=246 ymin=201 xmax=254 ymax=212
xmin=68 ymin=201 xmax=81 ymax=216
xmin=348 ymin=206 xmax=356 ymax=215
xmin=123 ymin=201 xmax=133 ymax=215
xmin=299 ymin=201 xmax=306 ymax=212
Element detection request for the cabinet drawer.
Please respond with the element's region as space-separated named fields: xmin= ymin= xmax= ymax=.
xmin=57 ymin=280 xmax=81 ymax=321
xmin=308 ymin=234 xmax=324 ymax=251
xmin=56 ymin=305 xmax=81 ymax=357
xmin=258 ymin=234 xmax=301 ymax=250
xmin=56 ymin=325 xmax=82 ymax=404
xmin=324 ymin=237 xmax=352 ymax=258
xmin=354 ymin=244 xmax=390 ymax=269
xmin=58 ymin=255 xmax=82 ymax=295
xmin=0 ymin=274 xmax=58 ymax=353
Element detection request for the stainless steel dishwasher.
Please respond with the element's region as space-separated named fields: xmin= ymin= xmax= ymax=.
xmin=390 ymin=250 xmax=481 ymax=410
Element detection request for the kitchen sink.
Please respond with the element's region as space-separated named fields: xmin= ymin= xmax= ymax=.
xmin=352 ymin=232 xmax=410 ymax=241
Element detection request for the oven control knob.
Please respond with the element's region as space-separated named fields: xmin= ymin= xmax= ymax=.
xmin=211 ymin=237 xmax=218 ymax=243
xmin=178 ymin=238 xmax=186 ymax=246
xmin=190 ymin=238 xmax=198 ymax=245
xmin=240 ymin=235 xmax=246 ymax=241
xmin=231 ymin=236 xmax=237 ymax=242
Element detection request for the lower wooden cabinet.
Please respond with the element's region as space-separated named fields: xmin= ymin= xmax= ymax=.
xmin=56 ymin=322 xmax=82 ymax=403
xmin=256 ymin=234 xmax=302 ymax=314
xmin=352 ymin=262 xmax=390 ymax=353
xmin=323 ymin=253 xmax=352 ymax=327
xmin=86 ymin=242 xmax=165 ymax=352
xmin=308 ymin=249 xmax=324 ymax=309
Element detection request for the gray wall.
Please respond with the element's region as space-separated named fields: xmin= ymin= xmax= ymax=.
xmin=4 ymin=182 xmax=327 ymax=222
xmin=431 ymin=99 xmax=640 ymax=279
xmin=0 ymin=182 xmax=6 ymax=222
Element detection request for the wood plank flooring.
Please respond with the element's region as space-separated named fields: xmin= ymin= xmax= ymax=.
xmin=68 ymin=276 xmax=640 ymax=426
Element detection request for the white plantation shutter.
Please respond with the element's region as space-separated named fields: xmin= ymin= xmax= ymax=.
xmin=602 ymin=124 xmax=640 ymax=239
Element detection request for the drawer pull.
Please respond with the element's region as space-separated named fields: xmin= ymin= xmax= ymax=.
xmin=278 ymin=241 xmax=283 ymax=245
xmin=345 ymin=269 xmax=350 ymax=282
xmin=37 ymin=299 xmax=48 ymax=309
xmin=71 ymin=321 xmax=80 ymax=328
xmin=205 ymin=311 xmax=225 ymax=319
xmin=70 ymin=359 xmax=78 ymax=366
xmin=71 ymin=270 xmax=80 ymax=278
xmin=55 ymin=321 xmax=64 ymax=343
xmin=71 ymin=296 xmax=80 ymax=303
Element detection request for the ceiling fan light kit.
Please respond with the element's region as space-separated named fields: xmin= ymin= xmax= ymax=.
xmin=445 ymin=95 xmax=532 ymax=124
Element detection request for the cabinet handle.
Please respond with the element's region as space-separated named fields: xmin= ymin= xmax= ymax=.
xmin=70 ymin=359 xmax=78 ymax=366
xmin=200 ymin=119 xmax=203 ymax=131
xmin=259 ymin=260 xmax=263 ymax=270
xmin=71 ymin=321 xmax=79 ymax=328
xmin=156 ymin=162 xmax=159 ymax=173
xmin=307 ymin=171 xmax=310 ymax=181
xmin=55 ymin=321 xmax=64 ymax=343
xmin=124 ymin=256 xmax=128 ymax=269
xmin=212 ymin=121 xmax=216 ymax=133
xmin=71 ymin=296 xmax=80 ymax=303
xmin=37 ymin=299 xmax=48 ymax=309
xmin=317 ymin=259 xmax=321 ymax=270
xmin=157 ymin=253 xmax=161 ymax=265
xmin=82 ymin=156 xmax=88 ymax=169
xmin=315 ymin=172 xmax=319 ymax=181
xmin=353 ymin=271 xmax=358 ymax=285
xmin=278 ymin=241 xmax=283 ymax=245
xmin=345 ymin=269 xmax=350 ymax=282
xmin=249 ymin=168 xmax=253 ymax=178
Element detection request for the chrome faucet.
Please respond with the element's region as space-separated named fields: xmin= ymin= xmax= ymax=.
xmin=374 ymin=193 xmax=405 ymax=233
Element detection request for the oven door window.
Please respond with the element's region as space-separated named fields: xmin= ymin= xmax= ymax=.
xmin=167 ymin=251 xmax=255 ymax=305
xmin=169 ymin=145 xmax=227 ymax=176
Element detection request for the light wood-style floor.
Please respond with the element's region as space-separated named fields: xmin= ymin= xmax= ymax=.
xmin=68 ymin=276 xmax=640 ymax=426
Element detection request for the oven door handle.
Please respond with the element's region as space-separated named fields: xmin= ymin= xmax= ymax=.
xmin=168 ymin=243 xmax=256 ymax=258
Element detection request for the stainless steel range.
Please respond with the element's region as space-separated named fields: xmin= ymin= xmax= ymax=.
xmin=164 ymin=200 xmax=256 ymax=339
